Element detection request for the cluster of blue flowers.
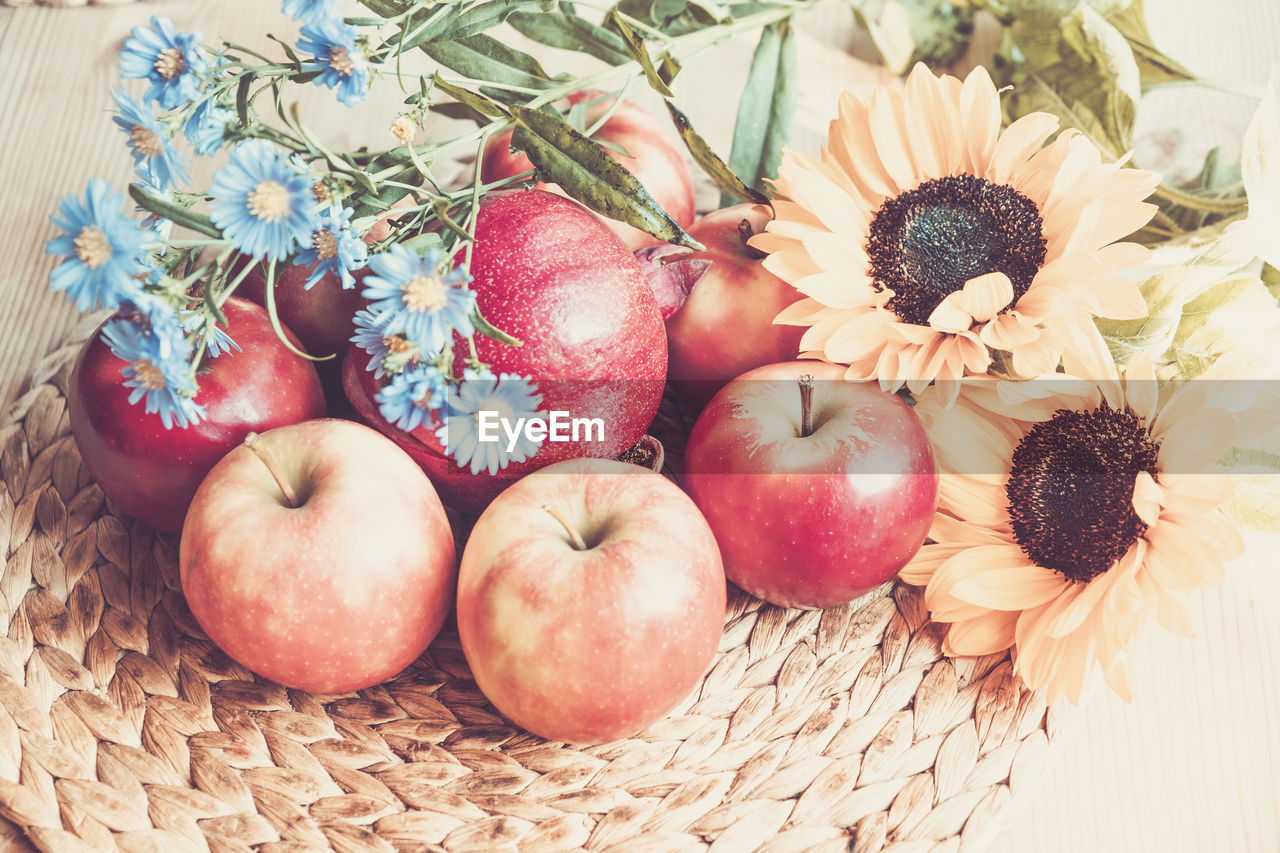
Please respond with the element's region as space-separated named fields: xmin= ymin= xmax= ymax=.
xmin=352 ymin=248 xmax=545 ymax=475
xmin=284 ymin=0 xmax=370 ymax=107
xmin=46 ymin=181 xmax=204 ymax=428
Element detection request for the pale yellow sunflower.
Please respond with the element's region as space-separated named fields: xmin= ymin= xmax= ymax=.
xmin=752 ymin=63 xmax=1160 ymax=403
xmin=901 ymin=335 xmax=1248 ymax=704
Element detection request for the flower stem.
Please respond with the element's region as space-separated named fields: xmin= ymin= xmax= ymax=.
xmin=798 ymin=374 xmax=814 ymax=438
xmin=244 ymin=431 xmax=300 ymax=508
xmin=543 ymin=505 xmax=588 ymax=550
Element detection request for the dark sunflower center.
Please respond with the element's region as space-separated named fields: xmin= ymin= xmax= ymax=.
xmin=866 ymin=175 xmax=1047 ymax=326
xmin=1006 ymin=404 xmax=1160 ymax=583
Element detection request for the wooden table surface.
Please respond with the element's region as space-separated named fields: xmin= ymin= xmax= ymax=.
xmin=0 ymin=1 xmax=1276 ymax=851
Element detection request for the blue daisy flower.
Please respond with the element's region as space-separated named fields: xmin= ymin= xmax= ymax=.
xmin=376 ymin=363 xmax=449 ymax=432
xmin=209 ymin=140 xmax=320 ymax=262
xmin=351 ymin=308 xmax=418 ymax=378
xmin=119 ymin=291 xmax=188 ymax=358
xmin=283 ymin=0 xmax=342 ymax=24
xmin=362 ymin=245 xmax=476 ymax=356
xmin=101 ymin=312 xmax=204 ymax=429
xmin=118 ymin=16 xmax=209 ymax=111
xmin=296 ymin=204 xmax=368 ymax=290
xmin=298 ymin=16 xmax=370 ymax=107
xmin=183 ymin=97 xmax=234 ymax=157
xmin=179 ymin=309 xmax=241 ymax=358
xmin=112 ymin=89 xmax=190 ymax=192
xmin=46 ymin=179 xmax=150 ymax=313
xmin=436 ymin=372 xmax=544 ymax=475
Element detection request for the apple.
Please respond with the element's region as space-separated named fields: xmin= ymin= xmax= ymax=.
xmin=647 ymin=204 xmax=806 ymax=413
xmin=238 ymin=261 xmax=366 ymax=364
xmin=68 ymin=297 xmax=327 ymax=533
xmin=481 ymin=91 xmax=696 ymax=250
xmin=456 ymin=457 xmax=725 ymax=743
xmin=179 ymin=419 xmax=456 ymax=692
xmin=344 ymin=189 xmax=668 ymax=512
xmin=682 ymin=361 xmax=938 ymax=609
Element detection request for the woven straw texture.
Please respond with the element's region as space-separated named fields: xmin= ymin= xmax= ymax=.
xmin=0 ymin=321 xmax=1072 ymax=852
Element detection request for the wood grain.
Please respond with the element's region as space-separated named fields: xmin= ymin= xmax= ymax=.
xmin=0 ymin=1 xmax=1275 ymax=851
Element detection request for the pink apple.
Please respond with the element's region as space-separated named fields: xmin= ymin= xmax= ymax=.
xmin=682 ymin=361 xmax=938 ymax=609
xmin=179 ymin=418 xmax=456 ymax=693
xmin=456 ymin=457 xmax=725 ymax=743
xmin=656 ymin=204 xmax=806 ymax=413
xmin=68 ymin=297 xmax=327 ymax=533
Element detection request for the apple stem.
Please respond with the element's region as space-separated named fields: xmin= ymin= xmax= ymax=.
xmin=243 ymin=432 xmax=300 ymax=509
xmin=543 ymin=505 xmax=588 ymax=551
xmin=799 ymin=374 xmax=814 ymax=438
xmin=737 ymin=219 xmax=767 ymax=259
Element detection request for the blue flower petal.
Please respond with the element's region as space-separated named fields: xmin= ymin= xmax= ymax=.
xmin=209 ymin=140 xmax=319 ymax=262
xmin=45 ymin=179 xmax=150 ymax=313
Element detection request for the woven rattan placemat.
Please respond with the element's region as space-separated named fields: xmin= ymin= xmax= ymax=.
xmin=0 ymin=320 xmax=1072 ymax=852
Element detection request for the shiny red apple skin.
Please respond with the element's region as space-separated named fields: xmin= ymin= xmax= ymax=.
xmin=665 ymin=205 xmax=806 ymax=413
xmin=457 ymin=458 xmax=725 ymax=743
xmin=481 ymin=91 xmax=696 ymax=250
xmin=238 ymin=261 xmax=366 ymax=363
xmin=343 ymin=190 xmax=668 ymax=512
xmin=179 ymin=419 xmax=456 ymax=692
xmin=68 ymin=297 xmax=327 ymax=533
xmin=682 ymin=361 xmax=938 ymax=609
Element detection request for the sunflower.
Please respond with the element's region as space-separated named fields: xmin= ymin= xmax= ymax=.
xmin=752 ymin=63 xmax=1160 ymax=402
xmin=901 ymin=337 xmax=1247 ymax=704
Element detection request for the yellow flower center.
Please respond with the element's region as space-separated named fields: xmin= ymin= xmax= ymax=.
xmin=247 ymin=181 xmax=291 ymax=223
xmin=132 ymin=359 xmax=167 ymax=390
xmin=312 ymin=181 xmax=330 ymax=203
xmin=403 ymin=274 xmax=448 ymax=313
xmin=73 ymin=226 xmax=112 ymax=268
xmin=385 ymin=335 xmax=415 ymax=354
xmin=390 ymin=117 xmax=415 ymax=144
xmin=329 ymin=46 xmax=355 ymax=76
xmin=154 ymin=47 xmax=188 ymax=80
xmin=312 ymin=229 xmax=338 ymax=260
xmin=129 ymin=125 xmax=164 ymax=158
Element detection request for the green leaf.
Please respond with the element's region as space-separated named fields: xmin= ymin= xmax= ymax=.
xmin=235 ymin=75 xmax=253 ymax=127
xmin=1095 ymin=226 xmax=1256 ymax=364
xmin=1104 ymin=0 xmax=1195 ymax=87
xmin=723 ymin=21 xmax=796 ymax=207
xmin=665 ymin=101 xmax=768 ymax=205
xmin=423 ymin=34 xmax=554 ymax=91
xmin=509 ymin=104 xmax=701 ymax=248
xmin=437 ymin=0 xmax=545 ymax=41
xmin=507 ymin=9 xmax=631 ymax=66
xmin=860 ymin=0 xmax=975 ymax=74
xmin=605 ymin=10 xmax=674 ymax=98
xmin=428 ymin=101 xmax=491 ymax=125
xmin=1004 ymin=5 xmax=1140 ymax=158
xmin=128 ymin=185 xmax=221 ymax=239
xmin=473 ymin=307 xmax=524 ymax=347
xmin=430 ymin=73 xmax=509 ymax=117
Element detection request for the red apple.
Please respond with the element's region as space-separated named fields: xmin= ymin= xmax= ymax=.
xmin=179 ymin=419 xmax=456 ymax=692
xmin=344 ymin=190 xmax=668 ymax=512
xmin=68 ymin=297 xmax=327 ymax=533
xmin=456 ymin=457 xmax=725 ymax=742
xmin=682 ymin=361 xmax=938 ymax=609
xmin=238 ymin=261 xmax=366 ymax=363
xmin=652 ymin=205 xmax=806 ymax=413
xmin=481 ymin=91 xmax=695 ymax=250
